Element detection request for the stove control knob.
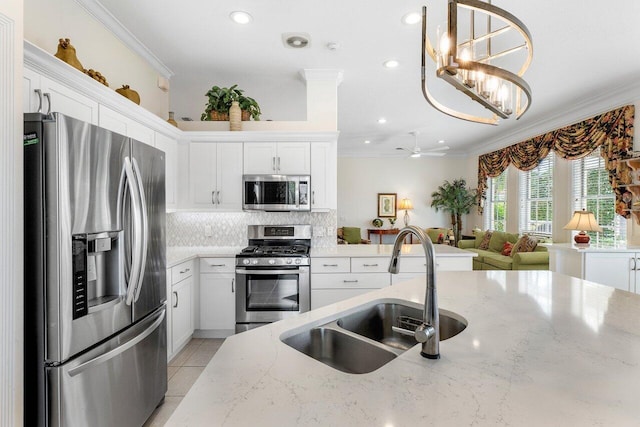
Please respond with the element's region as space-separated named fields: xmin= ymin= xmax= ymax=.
xmin=286 ymin=259 xmax=293 ymax=264
xmin=295 ymin=259 xmax=301 ymax=265
xmin=268 ymin=259 xmax=276 ymax=265
xmin=243 ymin=259 xmax=250 ymax=265
xmin=251 ymin=259 xmax=259 ymax=265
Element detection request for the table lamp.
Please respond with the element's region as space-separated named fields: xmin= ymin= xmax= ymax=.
xmin=398 ymin=198 xmax=413 ymax=227
xmin=563 ymin=209 xmax=603 ymax=245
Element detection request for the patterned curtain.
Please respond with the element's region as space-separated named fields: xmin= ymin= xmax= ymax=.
xmin=477 ymin=105 xmax=635 ymax=215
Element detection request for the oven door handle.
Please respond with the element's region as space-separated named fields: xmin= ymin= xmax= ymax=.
xmin=235 ymin=268 xmax=306 ymax=275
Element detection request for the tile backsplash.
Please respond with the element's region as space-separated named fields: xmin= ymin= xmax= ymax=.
xmin=167 ymin=210 xmax=337 ymax=248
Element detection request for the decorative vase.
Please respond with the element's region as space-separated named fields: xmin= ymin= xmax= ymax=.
xmin=115 ymin=85 xmax=140 ymax=105
xmin=167 ymin=111 xmax=178 ymax=127
xmin=229 ymin=101 xmax=242 ymax=131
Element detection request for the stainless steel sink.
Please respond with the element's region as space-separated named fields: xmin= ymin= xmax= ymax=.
xmin=280 ymin=300 xmax=467 ymax=374
xmin=336 ymin=302 xmax=468 ymax=351
xmin=281 ymin=327 xmax=396 ymax=374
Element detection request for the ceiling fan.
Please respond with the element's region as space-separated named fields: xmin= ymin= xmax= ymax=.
xmin=396 ymin=131 xmax=449 ymax=157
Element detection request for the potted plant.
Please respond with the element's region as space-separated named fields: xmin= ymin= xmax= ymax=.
xmin=201 ymin=85 xmax=261 ymax=121
xmin=430 ymin=178 xmax=478 ymax=244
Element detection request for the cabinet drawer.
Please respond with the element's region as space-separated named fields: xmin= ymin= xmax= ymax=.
xmin=311 ymin=257 xmax=350 ymax=273
xmin=311 ymin=289 xmax=375 ymax=310
xmin=311 ymin=273 xmax=389 ymax=289
xmin=171 ymin=260 xmax=194 ymax=284
xmin=200 ymin=258 xmax=235 ymax=273
xmin=351 ymin=257 xmax=388 ymax=273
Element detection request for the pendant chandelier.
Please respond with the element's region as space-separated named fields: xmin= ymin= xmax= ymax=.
xmin=421 ymin=0 xmax=533 ymax=125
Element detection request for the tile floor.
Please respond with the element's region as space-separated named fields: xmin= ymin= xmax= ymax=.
xmin=143 ymin=338 xmax=225 ymax=426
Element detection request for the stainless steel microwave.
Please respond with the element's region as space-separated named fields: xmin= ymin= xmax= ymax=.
xmin=242 ymin=175 xmax=311 ymax=211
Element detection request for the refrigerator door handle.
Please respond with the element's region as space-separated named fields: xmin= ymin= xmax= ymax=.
xmin=67 ymin=309 xmax=165 ymax=377
xmin=35 ymin=89 xmax=43 ymax=112
xmin=123 ymin=157 xmax=144 ymax=306
xmin=131 ymin=157 xmax=149 ymax=303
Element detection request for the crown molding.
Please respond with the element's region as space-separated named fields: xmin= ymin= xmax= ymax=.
xmin=73 ymin=0 xmax=173 ymax=79
xmin=186 ymin=130 xmax=340 ymax=143
xmin=469 ymin=80 xmax=640 ymax=156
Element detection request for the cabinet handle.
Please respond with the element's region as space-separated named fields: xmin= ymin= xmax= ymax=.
xmin=323 ymin=264 xmax=338 ymax=267
xmin=179 ymin=268 xmax=190 ymax=274
xmin=277 ymin=157 xmax=281 ymax=171
xmin=312 ymin=190 xmax=315 ymax=205
xmin=35 ymin=89 xmax=43 ymax=112
xmin=231 ymin=278 xmax=235 ymax=293
xmin=216 ymin=190 xmax=221 ymax=205
xmin=173 ymin=291 xmax=178 ymax=308
xmin=343 ymin=280 xmax=359 ymax=283
xmin=363 ymin=263 xmax=379 ymax=267
xmin=633 ymin=258 xmax=638 ymax=271
xmin=209 ymin=264 xmax=226 ymax=267
xmin=43 ymin=92 xmax=51 ymax=114
xmin=211 ymin=191 xmax=215 ymax=204
xmin=272 ymin=157 xmax=276 ymax=171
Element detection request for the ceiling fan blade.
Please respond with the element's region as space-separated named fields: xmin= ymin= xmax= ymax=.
xmin=424 ymin=145 xmax=450 ymax=152
xmin=417 ymin=151 xmax=447 ymax=157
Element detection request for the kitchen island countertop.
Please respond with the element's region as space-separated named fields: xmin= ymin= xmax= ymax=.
xmin=311 ymin=243 xmax=476 ymax=258
xmin=166 ymin=270 xmax=640 ymax=426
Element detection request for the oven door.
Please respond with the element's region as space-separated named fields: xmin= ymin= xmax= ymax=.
xmin=235 ymin=266 xmax=310 ymax=324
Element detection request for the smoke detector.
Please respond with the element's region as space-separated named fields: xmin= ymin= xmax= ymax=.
xmin=282 ymin=33 xmax=311 ymax=49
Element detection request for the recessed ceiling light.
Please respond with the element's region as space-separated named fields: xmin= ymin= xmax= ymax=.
xmin=383 ymin=59 xmax=400 ymax=68
xmin=438 ymin=139 xmax=445 ymax=144
xmin=364 ymin=140 xmax=371 ymax=144
xmin=402 ymin=12 xmax=421 ymax=25
xmin=229 ymin=11 xmax=252 ymax=24
xmin=378 ymin=118 xmax=387 ymax=124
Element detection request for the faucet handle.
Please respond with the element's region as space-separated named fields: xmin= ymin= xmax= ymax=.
xmin=414 ymin=323 xmax=435 ymax=343
xmin=391 ymin=325 xmax=417 ymax=337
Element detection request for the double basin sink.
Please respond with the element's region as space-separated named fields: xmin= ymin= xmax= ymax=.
xmin=281 ymin=299 xmax=467 ymax=374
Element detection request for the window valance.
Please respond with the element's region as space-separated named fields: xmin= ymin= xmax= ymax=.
xmin=477 ymin=105 xmax=635 ymax=217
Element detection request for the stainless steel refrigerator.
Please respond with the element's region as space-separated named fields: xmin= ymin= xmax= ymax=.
xmin=24 ymin=112 xmax=167 ymax=427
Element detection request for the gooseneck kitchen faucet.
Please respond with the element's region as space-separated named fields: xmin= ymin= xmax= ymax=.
xmin=388 ymin=226 xmax=440 ymax=359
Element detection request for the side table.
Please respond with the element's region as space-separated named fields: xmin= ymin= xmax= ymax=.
xmin=367 ymin=228 xmax=413 ymax=244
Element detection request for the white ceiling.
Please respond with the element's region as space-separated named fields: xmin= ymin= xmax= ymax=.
xmin=97 ymin=0 xmax=640 ymax=157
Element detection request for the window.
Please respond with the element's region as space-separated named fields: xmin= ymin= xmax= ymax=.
xmin=484 ymin=170 xmax=507 ymax=231
xmin=571 ymin=150 xmax=626 ymax=245
xmin=519 ymin=152 xmax=554 ymax=236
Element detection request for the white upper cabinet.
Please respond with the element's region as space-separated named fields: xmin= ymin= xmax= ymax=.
xmin=23 ymin=67 xmax=98 ymax=124
xmin=155 ymin=132 xmax=178 ymax=211
xmin=98 ymin=105 xmax=154 ymax=146
xmin=244 ymin=142 xmax=310 ymax=175
xmin=310 ymin=142 xmax=337 ymax=210
xmin=187 ymin=142 xmax=243 ymax=210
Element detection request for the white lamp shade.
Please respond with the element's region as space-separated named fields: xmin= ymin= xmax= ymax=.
xmin=563 ymin=210 xmax=603 ymax=232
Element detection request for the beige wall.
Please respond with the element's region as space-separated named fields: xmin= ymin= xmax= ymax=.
xmin=24 ymin=0 xmax=169 ymax=118
xmin=337 ymin=156 xmax=474 ymax=242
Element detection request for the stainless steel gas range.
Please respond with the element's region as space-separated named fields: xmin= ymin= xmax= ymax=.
xmin=235 ymin=225 xmax=311 ymax=333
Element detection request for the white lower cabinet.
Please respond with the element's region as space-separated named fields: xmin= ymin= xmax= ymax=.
xmin=198 ymin=258 xmax=236 ymax=337
xmin=169 ymin=260 xmax=195 ymax=358
xmin=390 ymin=256 xmax=472 ymax=285
xmin=311 ymin=257 xmax=390 ymax=310
xmin=584 ymin=252 xmax=640 ymax=292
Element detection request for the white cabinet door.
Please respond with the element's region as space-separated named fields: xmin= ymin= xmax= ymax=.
xmin=199 ymin=273 xmax=236 ymax=331
xmin=188 ymin=143 xmax=217 ymax=208
xmin=311 ymin=289 xmax=374 ymax=310
xmin=216 ymin=143 xmax=243 ymax=210
xmin=155 ymin=133 xmax=178 ymax=210
xmin=98 ymin=105 xmax=154 ymax=146
xmin=310 ymin=142 xmax=336 ymax=210
xmin=277 ymin=142 xmax=310 ymax=174
xmin=584 ymin=253 xmax=633 ymax=291
xmin=40 ymin=75 xmax=98 ymax=124
xmin=171 ymin=275 xmax=194 ymax=352
xmin=23 ymin=67 xmax=42 ymax=113
xmin=166 ymin=269 xmax=172 ymax=359
xmin=244 ymin=142 xmax=277 ymax=174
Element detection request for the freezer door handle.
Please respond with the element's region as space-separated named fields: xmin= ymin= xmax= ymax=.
xmin=131 ymin=157 xmax=149 ymax=303
xmin=34 ymin=89 xmax=43 ymax=112
xmin=68 ymin=309 xmax=165 ymax=377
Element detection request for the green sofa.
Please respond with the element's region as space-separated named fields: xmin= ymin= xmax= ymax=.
xmin=457 ymin=230 xmax=549 ymax=271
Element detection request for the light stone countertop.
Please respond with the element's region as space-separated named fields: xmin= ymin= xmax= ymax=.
xmin=166 ymin=270 xmax=640 ymax=426
xmin=546 ymin=242 xmax=640 ymax=253
xmin=166 ymin=246 xmax=242 ymax=268
xmin=311 ymin=243 xmax=477 ymax=258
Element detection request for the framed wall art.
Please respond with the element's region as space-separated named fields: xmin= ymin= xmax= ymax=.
xmin=377 ymin=193 xmax=397 ymax=217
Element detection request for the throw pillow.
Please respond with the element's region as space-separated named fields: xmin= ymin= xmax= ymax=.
xmin=501 ymin=241 xmax=514 ymax=256
xmin=511 ymin=235 xmax=538 ymax=255
xmin=342 ymin=227 xmax=362 ymax=244
xmin=478 ymin=231 xmax=493 ymax=250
